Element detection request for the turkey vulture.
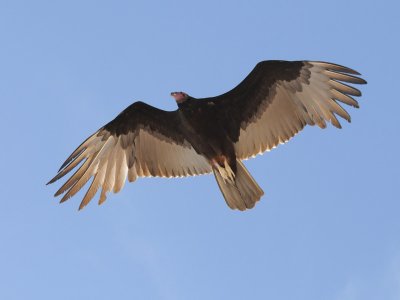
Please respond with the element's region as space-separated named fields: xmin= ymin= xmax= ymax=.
xmin=48 ymin=60 xmax=366 ymax=211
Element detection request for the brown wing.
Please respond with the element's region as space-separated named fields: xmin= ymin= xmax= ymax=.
xmin=48 ymin=101 xmax=212 ymax=210
xmin=199 ymin=60 xmax=366 ymax=160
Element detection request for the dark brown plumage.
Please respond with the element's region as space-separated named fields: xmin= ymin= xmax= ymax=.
xmin=48 ymin=60 xmax=366 ymax=210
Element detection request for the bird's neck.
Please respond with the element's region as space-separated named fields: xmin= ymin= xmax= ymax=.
xmin=177 ymin=97 xmax=196 ymax=109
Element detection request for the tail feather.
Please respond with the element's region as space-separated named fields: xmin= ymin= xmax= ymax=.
xmin=213 ymin=159 xmax=264 ymax=211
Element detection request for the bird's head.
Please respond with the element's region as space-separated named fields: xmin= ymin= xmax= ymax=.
xmin=171 ymin=91 xmax=189 ymax=104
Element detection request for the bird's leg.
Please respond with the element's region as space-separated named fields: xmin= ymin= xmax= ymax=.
xmin=223 ymin=160 xmax=235 ymax=181
xmin=211 ymin=155 xmax=235 ymax=183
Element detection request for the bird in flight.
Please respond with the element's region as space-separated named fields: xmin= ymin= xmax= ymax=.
xmin=48 ymin=60 xmax=366 ymax=211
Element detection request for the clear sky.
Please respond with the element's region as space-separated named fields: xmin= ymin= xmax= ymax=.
xmin=1 ymin=1 xmax=399 ymax=299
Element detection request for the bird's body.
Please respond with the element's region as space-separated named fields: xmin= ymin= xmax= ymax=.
xmin=178 ymin=98 xmax=237 ymax=170
xmin=48 ymin=60 xmax=366 ymax=210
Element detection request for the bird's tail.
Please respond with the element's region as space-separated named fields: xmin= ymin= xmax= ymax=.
xmin=213 ymin=159 xmax=264 ymax=211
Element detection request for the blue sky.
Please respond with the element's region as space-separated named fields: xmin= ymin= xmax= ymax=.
xmin=1 ymin=0 xmax=399 ymax=299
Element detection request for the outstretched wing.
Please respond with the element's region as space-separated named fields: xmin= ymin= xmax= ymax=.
xmin=48 ymin=101 xmax=212 ymax=209
xmin=203 ymin=60 xmax=366 ymax=160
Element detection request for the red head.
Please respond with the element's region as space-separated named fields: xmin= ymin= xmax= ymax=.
xmin=171 ymin=91 xmax=189 ymax=104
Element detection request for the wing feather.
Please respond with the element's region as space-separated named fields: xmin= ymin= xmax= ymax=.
xmin=80 ymin=158 xmax=108 ymax=209
xmin=331 ymin=89 xmax=359 ymax=108
xmin=113 ymin=145 xmax=128 ymax=193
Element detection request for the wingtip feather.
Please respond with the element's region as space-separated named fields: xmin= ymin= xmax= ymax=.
xmin=310 ymin=61 xmax=362 ymax=75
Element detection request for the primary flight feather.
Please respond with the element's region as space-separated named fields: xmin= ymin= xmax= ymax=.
xmin=48 ymin=60 xmax=366 ymax=210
